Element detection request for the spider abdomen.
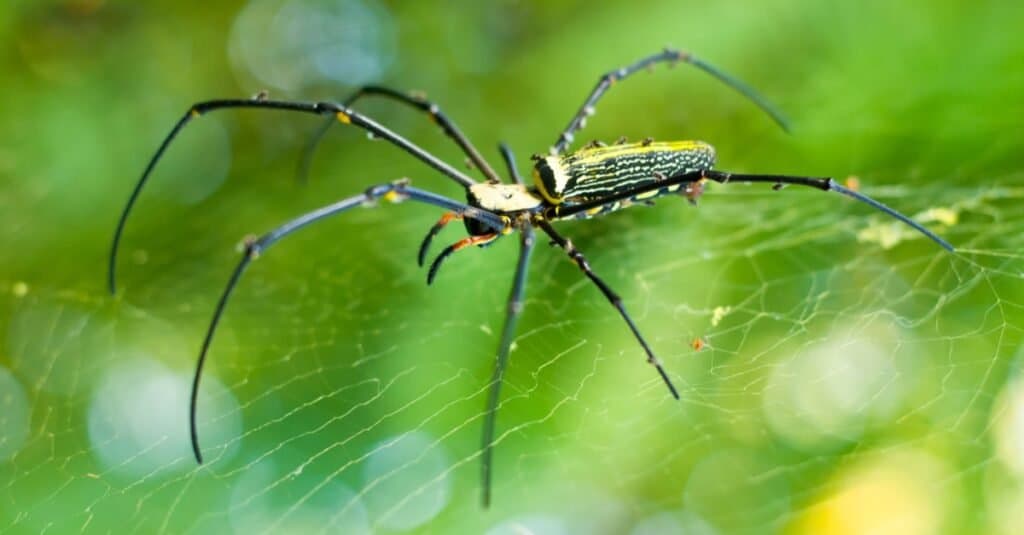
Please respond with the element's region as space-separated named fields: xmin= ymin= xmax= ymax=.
xmin=533 ymin=140 xmax=715 ymax=210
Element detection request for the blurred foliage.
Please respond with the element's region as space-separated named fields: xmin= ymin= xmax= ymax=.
xmin=1 ymin=0 xmax=1023 ymax=534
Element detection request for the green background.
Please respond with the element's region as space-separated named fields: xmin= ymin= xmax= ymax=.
xmin=2 ymin=1 xmax=1023 ymax=533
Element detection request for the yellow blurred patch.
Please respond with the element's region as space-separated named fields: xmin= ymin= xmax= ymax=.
xmin=788 ymin=451 xmax=946 ymax=535
xmin=857 ymin=206 xmax=956 ymax=249
xmin=916 ymin=207 xmax=959 ymax=226
xmin=857 ymin=222 xmax=910 ymax=249
xmin=711 ymin=305 xmax=730 ymax=327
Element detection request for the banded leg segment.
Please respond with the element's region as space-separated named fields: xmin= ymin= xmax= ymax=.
xmin=552 ymin=48 xmax=790 ymax=154
xmin=480 ymin=226 xmax=535 ymax=507
xmin=188 ymin=180 xmax=507 ymax=464
xmin=110 ymin=97 xmax=482 ymax=294
xmin=418 ymin=212 xmax=464 ymax=266
xmin=536 ymin=220 xmax=680 ymax=399
xmin=426 ymin=233 xmax=500 ymax=285
xmin=299 ymin=86 xmax=501 ymax=183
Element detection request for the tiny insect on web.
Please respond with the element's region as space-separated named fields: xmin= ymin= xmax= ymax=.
xmin=108 ymin=47 xmax=954 ymax=507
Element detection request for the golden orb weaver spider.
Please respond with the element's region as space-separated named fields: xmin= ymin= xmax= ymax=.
xmin=108 ymin=48 xmax=953 ymax=507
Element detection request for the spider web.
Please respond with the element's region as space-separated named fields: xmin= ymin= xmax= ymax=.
xmin=3 ymin=165 xmax=1022 ymax=534
xmin=3 ymin=3 xmax=1024 ymax=534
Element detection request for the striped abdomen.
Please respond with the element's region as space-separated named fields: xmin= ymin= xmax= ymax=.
xmin=533 ymin=141 xmax=716 ymax=214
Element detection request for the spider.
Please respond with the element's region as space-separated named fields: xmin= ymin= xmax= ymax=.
xmin=108 ymin=48 xmax=953 ymax=506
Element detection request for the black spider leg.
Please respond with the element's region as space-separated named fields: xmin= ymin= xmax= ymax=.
xmin=417 ymin=213 xmax=464 ymax=268
xmin=109 ymin=98 xmax=480 ymax=295
xmin=298 ymin=86 xmax=502 ymax=184
xmin=703 ymin=171 xmax=955 ymax=251
xmin=426 ymin=233 xmax=503 ymax=284
xmin=498 ymin=142 xmax=524 ymax=185
xmin=535 ymin=219 xmax=681 ymax=399
xmin=479 ymin=225 xmax=535 ymax=507
xmin=552 ymin=48 xmax=790 ymax=154
xmin=189 ymin=179 xmax=507 ymax=464
xmin=554 ymin=170 xmax=954 ymax=252
xmin=477 ymin=142 xmax=529 ymax=507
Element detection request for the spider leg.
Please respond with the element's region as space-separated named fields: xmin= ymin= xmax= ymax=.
xmin=497 ymin=142 xmax=524 ymax=185
xmin=188 ymin=179 xmax=506 ymax=464
xmin=426 ymin=233 xmax=501 ymax=285
xmin=552 ymin=48 xmax=790 ymax=154
xmin=550 ymin=169 xmax=954 ymax=252
xmin=417 ymin=212 xmax=463 ymax=266
xmin=535 ymin=220 xmax=681 ymax=400
xmin=480 ymin=225 xmax=535 ymax=507
xmin=110 ymin=98 xmax=481 ymax=295
xmin=298 ymin=85 xmax=502 ymax=184
xmin=702 ymin=170 xmax=955 ymax=251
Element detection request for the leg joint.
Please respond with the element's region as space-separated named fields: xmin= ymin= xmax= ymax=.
xmin=314 ymin=101 xmax=342 ymax=113
xmin=241 ymin=235 xmax=264 ymax=259
xmin=363 ymin=178 xmax=410 ymax=200
xmin=662 ymin=47 xmax=689 ymax=62
xmin=599 ymin=70 xmax=624 ymax=85
xmin=363 ymin=183 xmax=394 ymax=198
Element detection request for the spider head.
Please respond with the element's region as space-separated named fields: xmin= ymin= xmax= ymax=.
xmin=464 ymin=183 xmax=543 ymax=235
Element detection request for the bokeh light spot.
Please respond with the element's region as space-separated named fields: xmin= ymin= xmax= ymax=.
xmin=362 ymin=431 xmax=451 ymax=531
xmin=630 ymin=511 xmax=718 ymax=535
xmin=630 ymin=513 xmax=684 ymax=535
xmin=0 ymin=366 xmax=31 ymax=462
xmin=87 ymin=358 xmax=241 ymax=476
xmin=229 ymin=0 xmax=395 ymax=93
xmin=762 ymin=330 xmax=906 ymax=452
xmin=991 ymin=378 xmax=1024 ymax=477
xmin=486 ymin=514 xmax=570 ymax=535
xmin=11 ymin=281 xmax=28 ymax=298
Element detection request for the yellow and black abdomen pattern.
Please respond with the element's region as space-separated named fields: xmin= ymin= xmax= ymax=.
xmin=534 ymin=141 xmax=716 ymax=215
